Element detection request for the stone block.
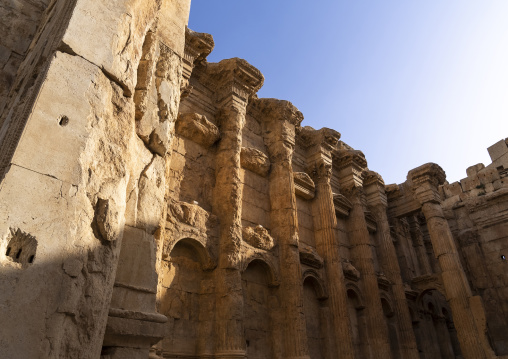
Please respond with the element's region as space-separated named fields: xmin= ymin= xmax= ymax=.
xmin=62 ymin=0 xmax=160 ymax=95
xmin=467 ymin=163 xmax=485 ymax=178
xmin=460 ymin=176 xmax=481 ymax=192
xmin=488 ymin=139 xmax=508 ymax=162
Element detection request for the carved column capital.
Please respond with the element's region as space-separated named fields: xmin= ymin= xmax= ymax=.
xmin=308 ymin=159 xmax=333 ymax=184
xmin=182 ymin=28 xmax=215 ymax=98
xmin=363 ymin=170 xmax=388 ymax=208
xmin=251 ymin=98 xmax=303 ymax=162
xmin=207 ymin=58 xmax=264 ymax=110
xmin=300 ymin=126 xmax=341 ymax=158
xmin=333 ymin=148 xmax=367 ymax=192
xmin=407 ymin=163 xmax=446 ymax=205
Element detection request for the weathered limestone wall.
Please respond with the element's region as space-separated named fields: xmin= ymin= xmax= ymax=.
xmin=1 ymin=2 xmax=507 ymax=358
xmin=0 ymin=1 xmax=191 ymax=358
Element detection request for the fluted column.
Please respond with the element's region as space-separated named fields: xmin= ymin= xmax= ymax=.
xmin=302 ymin=127 xmax=355 ymax=359
xmin=335 ymin=149 xmax=392 ymax=358
xmin=255 ymin=99 xmax=310 ymax=359
xmin=408 ymin=163 xmax=492 ymax=359
xmin=208 ymin=59 xmax=264 ymax=359
xmin=364 ymin=171 xmax=419 ymax=359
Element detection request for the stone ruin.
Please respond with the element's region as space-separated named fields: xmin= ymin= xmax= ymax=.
xmin=0 ymin=1 xmax=507 ymax=358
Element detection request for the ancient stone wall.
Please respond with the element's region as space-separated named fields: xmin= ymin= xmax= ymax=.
xmin=1 ymin=2 xmax=507 ymax=359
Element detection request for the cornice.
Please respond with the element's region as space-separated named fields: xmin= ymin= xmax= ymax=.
xmin=206 ymin=58 xmax=264 ymax=108
xmin=250 ymin=98 xmax=303 ymax=127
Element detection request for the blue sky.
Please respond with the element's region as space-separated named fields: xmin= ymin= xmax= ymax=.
xmin=188 ymin=1 xmax=508 ymax=184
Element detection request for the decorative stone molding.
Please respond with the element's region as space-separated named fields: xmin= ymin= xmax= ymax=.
xmin=182 ymin=28 xmax=214 ymax=98
xmin=207 ymin=57 xmax=264 ymax=109
xmin=299 ymin=126 xmax=341 ymax=152
xmin=299 ymin=243 xmax=324 ymax=269
xmin=343 ymin=261 xmax=360 ymax=281
xmin=377 ymin=273 xmax=392 ymax=290
xmin=333 ymin=193 xmax=352 ymax=217
xmin=407 ymin=162 xmax=447 ymax=205
xmin=251 ymin=98 xmax=304 ymax=127
xmin=240 ymin=147 xmax=270 ymax=177
xmin=242 ymin=225 xmax=275 ymax=251
xmin=364 ymin=170 xmax=388 ymax=208
xmin=294 ymin=172 xmax=315 ymax=200
xmin=364 ymin=211 xmax=377 ymax=233
xmin=175 ymin=112 xmax=220 ymax=148
xmin=333 ymin=148 xmax=368 ymax=190
xmin=250 ymin=98 xmax=303 ymax=162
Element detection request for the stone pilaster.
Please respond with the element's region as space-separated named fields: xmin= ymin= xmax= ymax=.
xmin=254 ymin=98 xmax=310 ymax=359
xmin=335 ymin=149 xmax=392 ymax=358
xmin=364 ymin=171 xmax=420 ymax=359
xmin=302 ymin=127 xmax=356 ymax=359
xmin=208 ymin=58 xmax=264 ymax=358
xmin=408 ymin=163 xmax=494 ymax=359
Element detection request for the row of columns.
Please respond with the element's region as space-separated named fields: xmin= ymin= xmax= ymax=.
xmin=181 ymin=54 xmax=494 ymax=359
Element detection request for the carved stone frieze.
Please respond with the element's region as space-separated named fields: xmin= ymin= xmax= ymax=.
xmin=242 ymin=225 xmax=275 ymax=251
xmin=240 ymin=147 xmax=270 ymax=177
xmin=333 ymin=193 xmax=353 ymax=217
xmin=294 ymin=172 xmax=316 ymax=200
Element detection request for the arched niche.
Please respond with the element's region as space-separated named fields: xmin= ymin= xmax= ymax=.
xmin=241 ymin=253 xmax=280 ymax=287
xmin=346 ymin=285 xmax=369 ymax=359
xmin=415 ymin=289 xmax=461 ymax=359
xmin=380 ymin=294 xmax=401 ymax=359
xmin=159 ymin=237 xmax=215 ymax=358
xmin=302 ymin=271 xmax=329 ymax=359
xmin=241 ymin=258 xmax=278 ymax=359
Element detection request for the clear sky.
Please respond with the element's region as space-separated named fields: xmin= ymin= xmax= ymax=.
xmin=188 ymin=1 xmax=508 ymax=185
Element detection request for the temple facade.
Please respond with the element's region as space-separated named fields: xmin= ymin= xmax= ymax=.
xmin=0 ymin=1 xmax=507 ymax=358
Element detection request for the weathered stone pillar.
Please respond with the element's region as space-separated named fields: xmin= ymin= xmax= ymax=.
xmin=301 ymin=127 xmax=356 ymax=359
xmin=335 ymin=149 xmax=392 ymax=358
xmin=208 ymin=59 xmax=264 ymax=359
xmin=408 ymin=163 xmax=493 ymax=359
xmin=255 ymin=98 xmax=310 ymax=359
xmin=408 ymin=214 xmax=433 ymax=275
xmin=364 ymin=171 xmax=420 ymax=359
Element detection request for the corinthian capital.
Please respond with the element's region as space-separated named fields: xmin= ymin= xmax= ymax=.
xmin=299 ymin=126 xmax=341 ymax=155
xmin=407 ymin=163 xmax=446 ymax=205
xmin=206 ymin=58 xmax=264 ymax=109
xmin=251 ymin=98 xmax=303 ymax=161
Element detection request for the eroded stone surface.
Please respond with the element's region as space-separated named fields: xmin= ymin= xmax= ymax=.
xmin=1 ymin=2 xmax=507 ymax=359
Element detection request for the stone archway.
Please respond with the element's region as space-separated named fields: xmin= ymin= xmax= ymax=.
xmin=159 ymin=237 xmax=215 ymax=358
xmin=241 ymin=259 xmax=278 ymax=359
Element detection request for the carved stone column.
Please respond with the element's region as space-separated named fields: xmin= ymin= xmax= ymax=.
xmin=408 ymin=163 xmax=493 ymax=359
xmin=254 ymin=98 xmax=310 ymax=359
xmin=301 ymin=127 xmax=355 ymax=359
xmin=364 ymin=171 xmax=419 ymax=359
xmin=208 ymin=59 xmax=264 ymax=359
xmin=335 ymin=149 xmax=392 ymax=358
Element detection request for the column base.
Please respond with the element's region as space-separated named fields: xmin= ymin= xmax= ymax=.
xmin=214 ymin=350 xmax=246 ymax=359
